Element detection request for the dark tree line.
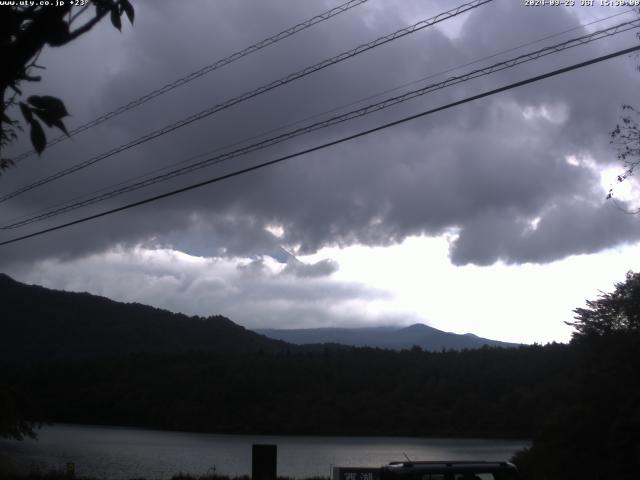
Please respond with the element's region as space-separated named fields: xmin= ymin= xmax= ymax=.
xmin=5 ymin=343 xmax=572 ymax=439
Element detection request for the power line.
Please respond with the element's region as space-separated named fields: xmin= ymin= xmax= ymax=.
xmin=4 ymin=7 xmax=633 ymax=231
xmin=0 ymin=0 xmax=493 ymax=205
xmin=1 ymin=44 xmax=638 ymax=247
xmin=5 ymin=8 xmax=631 ymax=229
xmin=9 ymin=4 xmax=632 ymax=226
xmin=11 ymin=0 xmax=370 ymax=162
xmin=319 ymin=8 xmax=638 ymax=117
xmin=4 ymin=18 xmax=638 ymax=230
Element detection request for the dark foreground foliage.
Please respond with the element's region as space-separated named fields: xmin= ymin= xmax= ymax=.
xmin=512 ymin=333 xmax=640 ymax=480
xmin=513 ymin=272 xmax=640 ymax=480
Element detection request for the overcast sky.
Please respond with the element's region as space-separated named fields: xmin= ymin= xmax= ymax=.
xmin=2 ymin=0 xmax=640 ymax=344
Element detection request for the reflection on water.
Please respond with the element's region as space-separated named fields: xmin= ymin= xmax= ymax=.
xmin=0 ymin=424 xmax=529 ymax=479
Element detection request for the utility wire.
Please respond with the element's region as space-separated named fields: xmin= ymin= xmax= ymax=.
xmin=1 ymin=44 xmax=638 ymax=247
xmin=0 ymin=0 xmax=493 ymax=205
xmin=3 ymin=18 xmax=638 ymax=230
xmin=314 ymin=8 xmax=638 ymax=119
xmin=11 ymin=0 xmax=370 ymax=162
xmin=4 ymin=8 xmax=632 ymax=228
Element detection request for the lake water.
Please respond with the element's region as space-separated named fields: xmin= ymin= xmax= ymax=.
xmin=0 ymin=424 xmax=529 ymax=479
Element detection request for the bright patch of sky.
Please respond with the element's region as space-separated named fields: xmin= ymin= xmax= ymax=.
xmin=299 ymin=234 xmax=640 ymax=344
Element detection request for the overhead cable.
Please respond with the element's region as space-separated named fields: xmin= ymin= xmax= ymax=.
xmin=1 ymin=44 xmax=638 ymax=247
xmin=3 ymin=18 xmax=638 ymax=230
xmin=5 ymin=8 xmax=632 ymax=229
xmin=0 ymin=0 xmax=493 ymax=204
xmin=11 ymin=0 xmax=370 ymax=162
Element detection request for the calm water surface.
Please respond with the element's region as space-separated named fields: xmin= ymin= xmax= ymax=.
xmin=0 ymin=424 xmax=529 ymax=479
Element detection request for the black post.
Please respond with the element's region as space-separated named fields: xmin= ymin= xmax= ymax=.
xmin=252 ymin=444 xmax=277 ymax=480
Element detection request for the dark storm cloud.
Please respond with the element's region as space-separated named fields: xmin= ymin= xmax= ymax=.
xmin=1 ymin=0 xmax=640 ymax=268
xmin=282 ymin=257 xmax=339 ymax=278
xmin=157 ymin=214 xmax=286 ymax=259
xmin=450 ymin=198 xmax=640 ymax=265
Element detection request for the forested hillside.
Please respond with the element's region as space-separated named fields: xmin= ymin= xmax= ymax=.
xmin=0 ymin=273 xmax=290 ymax=362
xmin=256 ymin=324 xmax=519 ymax=351
xmin=6 ymin=343 xmax=570 ymax=438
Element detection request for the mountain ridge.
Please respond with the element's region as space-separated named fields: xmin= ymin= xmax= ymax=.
xmin=1 ymin=273 xmax=517 ymax=364
xmin=256 ymin=323 xmax=519 ymax=351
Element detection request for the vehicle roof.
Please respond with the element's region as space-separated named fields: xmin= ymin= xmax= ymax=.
xmin=383 ymin=461 xmax=517 ymax=470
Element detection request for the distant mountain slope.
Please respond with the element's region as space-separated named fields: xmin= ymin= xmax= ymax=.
xmin=0 ymin=273 xmax=290 ymax=362
xmin=256 ymin=324 xmax=519 ymax=351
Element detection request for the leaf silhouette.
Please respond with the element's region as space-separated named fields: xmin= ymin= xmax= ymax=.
xmin=28 ymin=96 xmax=69 ymax=119
xmin=111 ymin=5 xmax=122 ymax=31
xmin=121 ymin=0 xmax=134 ymax=24
xmin=19 ymin=102 xmax=33 ymax=123
xmin=30 ymin=120 xmax=46 ymax=155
